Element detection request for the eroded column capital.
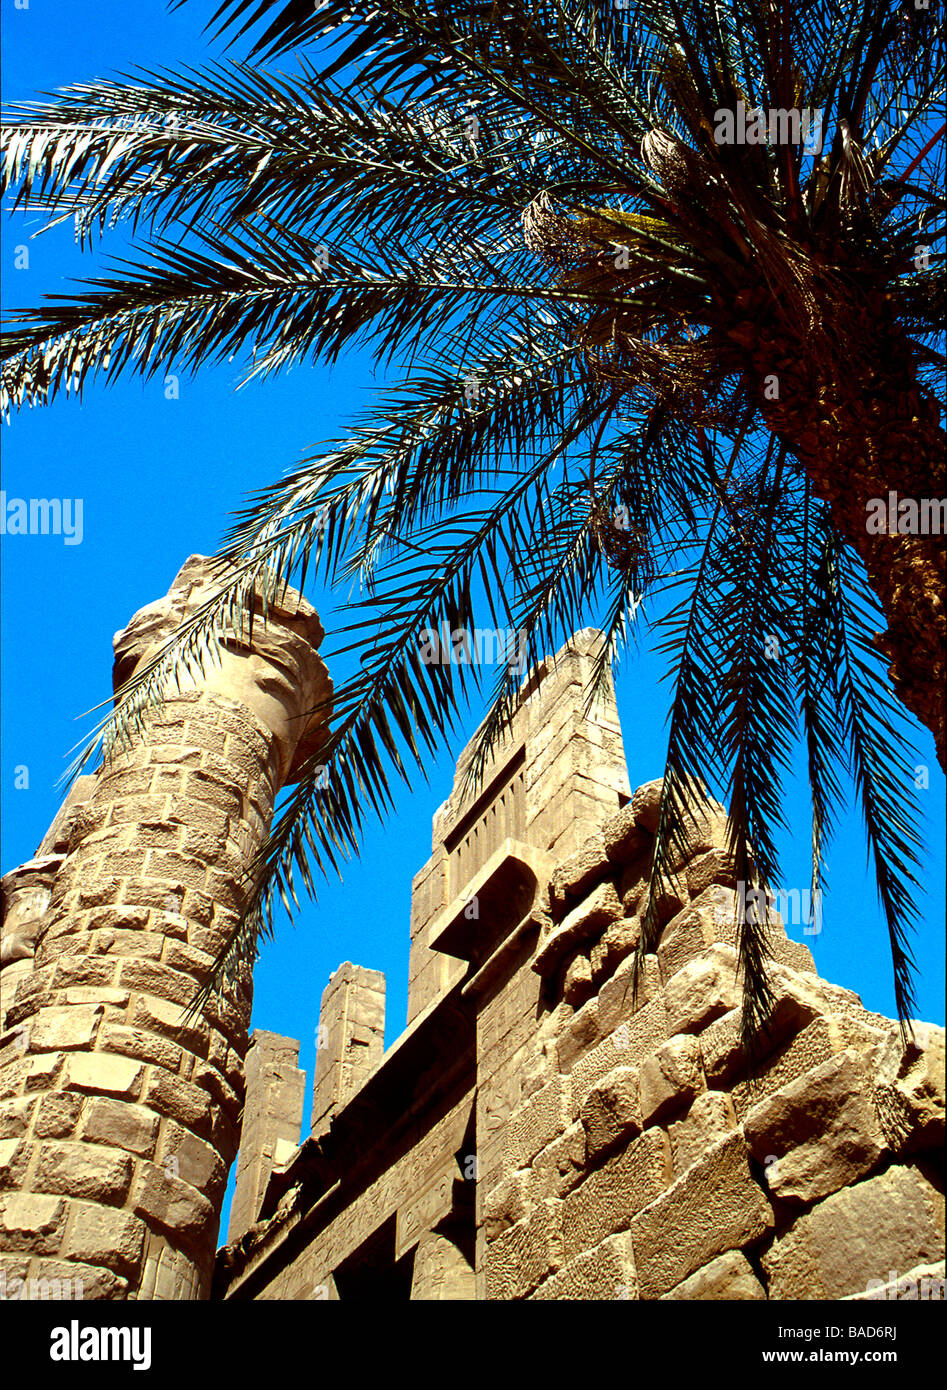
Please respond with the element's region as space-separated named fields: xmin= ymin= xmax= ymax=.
xmin=111 ymin=554 xmax=332 ymax=783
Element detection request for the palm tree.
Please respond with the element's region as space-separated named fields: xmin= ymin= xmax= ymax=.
xmin=1 ymin=0 xmax=943 ymax=1043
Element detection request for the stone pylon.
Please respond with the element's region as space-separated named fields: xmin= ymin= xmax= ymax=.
xmin=0 ymin=556 xmax=331 ymax=1299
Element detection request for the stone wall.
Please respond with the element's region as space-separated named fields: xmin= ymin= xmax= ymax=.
xmin=216 ymin=632 xmax=944 ymax=1302
xmin=0 ymin=557 xmax=330 ymax=1300
xmin=482 ymin=781 xmax=945 ymax=1300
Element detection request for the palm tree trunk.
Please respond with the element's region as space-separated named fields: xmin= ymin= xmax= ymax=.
xmin=737 ymin=286 xmax=946 ymax=768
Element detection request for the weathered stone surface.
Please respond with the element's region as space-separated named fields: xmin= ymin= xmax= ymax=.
xmin=59 ymin=1203 xmax=146 ymax=1279
xmin=505 ymin=1075 xmax=571 ymax=1169
xmin=0 ymin=1096 xmax=35 ymax=1139
xmin=562 ymin=953 xmax=594 ymax=1007
xmin=133 ymin=1162 xmax=216 ymax=1245
xmin=33 ymin=1092 xmax=83 ymax=1139
xmin=535 ymin=881 xmax=623 ymax=975
xmin=29 ymin=1005 xmax=104 ymax=1053
xmin=568 ymin=998 xmax=669 ymax=1116
xmin=483 ymin=1171 xmax=531 ymax=1240
xmin=141 ymin=1068 xmax=213 ymax=1137
xmin=638 ymin=1033 xmax=703 ymax=1125
xmin=80 ymin=1097 xmax=159 ymax=1158
xmin=630 ymin=780 xmax=663 ymax=833
xmin=579 ymin=1065 xmax=641 ymax=1161
xmin=0 ymin=1193 xmax=66 ymax=1253
xmin=531 ymin=1232 xmax=637 ymax=1300
xmin=596 ymin=953 xmax=660 ymax=1035
xmin=561 ymin=1128 xmax=669 ymax=1259
xmin=762 ymin=1165 xmax=945 ymax=1300
xmin=744 ymin=1050 xmax=888 ymax=1204
xmin=548 ymin=833 xmax=610 ymax=913
xmin=7 ymin=1255 xmax=126 ymax=1300
xmin=530 ymin=1123 xmax=586 ymax=1200
xmin=485 ymin=1199 xmax=563 ymax=1300
xmin=601 ymin=807 xmax=648 ymax=866
xmin=63 ymin=1052 xmax=144 ymax=1099
xmin=34 ymin=1142 xmax=132 ymax=1204
xmin=874 ymin=1023 xmax=945 ymax=1155
xmin=845 ymin=1260 xmax=945 ymax=1301
xmin=669 ymin=1091 xmax=736 ymax=1176
xmin=664 ymin=946 xmax=741 ymax=1035
xmin=630 ymin=1132 xmax=773 ymax=1298
xmin=590 ymin=916 xmax=640 ymax=982
xmin=661 ymin=1248 xmax=765 ymax=1300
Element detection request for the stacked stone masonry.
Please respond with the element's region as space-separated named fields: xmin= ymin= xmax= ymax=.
xmin=214 ymin=630 xmax=944 ymax=1302
xmin=2 ymin=616 xmax=942 ymax=1299
xmin=0 ymin=557 xmax=331 ymax=1300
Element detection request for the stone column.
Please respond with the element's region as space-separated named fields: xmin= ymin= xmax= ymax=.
xmin=0 ymin=555 xmax=330 ymax=1300
xmin=227 ymin=1031 xmax=305 ymax=1243
xmin=310 ymin=963 xmax=385 ymax=1136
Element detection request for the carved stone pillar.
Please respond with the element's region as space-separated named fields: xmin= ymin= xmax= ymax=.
xmin=0 ymin=556 xmax=331 ymax=1299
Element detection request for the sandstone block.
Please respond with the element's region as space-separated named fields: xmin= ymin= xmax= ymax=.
xmin=664 ymin=946 xmax=741 ymax=1035
xmin=601 ymin=807 xmax=648 ymax=866
xmin=762 ymin=1165 xmax=945 ymax=1300
xmin=569 ymin=998 xmax=669 ymax=1116
xmin=534 ymin=881 xmax=623 ymax=976
xmin=22 ymin=1255 xmax=127 ymax=1300
xmin=530 ymin=1123 xmax=586 ymax=1200
xmin=596 ymin=953 xmax=661 ymax=1035
xmin=33 ymin=1093 xmax=83 ymax=1139
xmin=80 ymin=1097 xmax=159 ymax=1158
xmin=580 ymin=1066 xmax=641 ymax=1161
xmin=34 ymin=1141 xmax=132 ymax=1204
xmin=669 ymin=1091 xmax=736 ymax=1176
xmin=845 ymin=1260 xmax=945 ymax=1301
xmin=874 ymin=1023 xmax=945 ymax=1155
xmin=561 ymin=1127 xmax=669 ymax=1260
xmin=743 ymin=1050 xmax=888 ymax=1204
xmin=630 ymin=780 xmax=663 ymax=832
xmin=0 ymin=1193 xmax=65 ymax=1253
xmin=485 ymin=1199 xmax=563 ymax=1300
xmin=0 ymin=1138 xmax=30 ymax=1187
xmin=99 ymin=1023 xmax=184 ymax=1072
xmin=548 ymin=833 xmax=610 ymax=913
xmin=562 ymin=953 xmax=594 ymax=1007
xmin=553 ymin=998 xmax=601 ymax=1074
xmin=590 ymin=916 xmax=640 ymax=982
xmin=132 ymin=993 xmax=208 ymax=1053
xmin=29 ymin=1005 xmax=103 ymax=1053
xmin=483 ymin=1170 xmax=531 ymax=1240
xmin=0 ymin=1096 xmax=34 ymax=1139
xmin=629 ymin=1131 xmax=773 ymax=1298
xmin=60 ymin=1203 xmax=146 ymax=1279
xmin=505 ymin=1075 xmax=571 ymax=1169
xmin=133 ymin=1162 xmax=216 ymax=1245
xmin=160 ymin=1126 xmax=225 ymax=1199
xmin=531 ymin=1232 xmax=637 ymax=1300
xmin=117 ymin=959 xmax=194 ymax=1006
xmin=661 ymin=1249 xmax=765 ymax=1300
xmin=63 ymin=1052 xmax=143 ymax=1099
xmin=141 ymin=1068 xmax=213 ymax=1137
xmin=638 ymin=1033 xmax=703 ymax=1125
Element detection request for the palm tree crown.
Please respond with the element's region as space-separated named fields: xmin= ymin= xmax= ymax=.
xmin=2 ymin=0 xmax=943 ymax=1041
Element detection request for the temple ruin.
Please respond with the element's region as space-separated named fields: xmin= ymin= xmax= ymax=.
xmin=0 ymin=560 xmax=944 ymax=1300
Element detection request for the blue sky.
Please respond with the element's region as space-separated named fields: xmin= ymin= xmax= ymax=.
xmin=3 ymin=3 xmax=945 ymax=1230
